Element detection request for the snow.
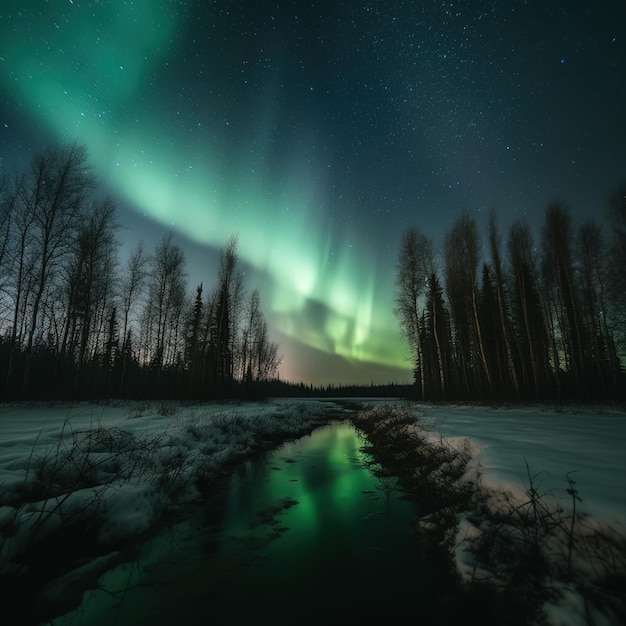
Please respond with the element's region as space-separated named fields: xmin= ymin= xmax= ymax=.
xmin=415 ymin=403 xmax=626 ymax=524
xmin=0 ymin=399 xmax=343 ymax=567
xmin=347 ymin=399 xmax=626 ymax=625
xmin=1 ymin=398 xmax=625 ymax=625
xmin=409 ymin=403 xmax=626 ymax=626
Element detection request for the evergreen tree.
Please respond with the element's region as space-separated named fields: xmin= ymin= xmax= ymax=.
xmin=184 ymin=283 xmax=205 ymax=392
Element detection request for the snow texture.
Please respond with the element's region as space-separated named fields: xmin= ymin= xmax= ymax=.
xmin=1 ymin=398 xmax=625 ymax=625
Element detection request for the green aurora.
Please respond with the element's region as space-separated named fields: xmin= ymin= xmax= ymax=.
xmin=2 ymin=1 xmax=624 ymax=384
xmin=0 ymin=1 xmax=411 ymax=383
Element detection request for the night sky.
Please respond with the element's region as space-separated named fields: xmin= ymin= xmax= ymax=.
xmin=1 ymin=1 xmax=625 ymax=386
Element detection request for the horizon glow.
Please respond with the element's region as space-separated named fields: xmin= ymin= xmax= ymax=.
xmin=2 ymin=1 xmax=623 ymax=385
xmin=0 ymin=1 xmax=412 ymax=383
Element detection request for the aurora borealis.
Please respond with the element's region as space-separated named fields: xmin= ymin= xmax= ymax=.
xmin=1 ymin=1 xmax=625 ymax=385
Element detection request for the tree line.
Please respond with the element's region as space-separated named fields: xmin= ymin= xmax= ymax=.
xmin=395 ymin=189 xmax=626 ymax=403
xmin=0 ymin=143 xmax=280 ymax=401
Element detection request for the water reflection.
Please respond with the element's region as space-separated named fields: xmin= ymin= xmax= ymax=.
xmin=53 ymin=422 xmax=428 ymax=625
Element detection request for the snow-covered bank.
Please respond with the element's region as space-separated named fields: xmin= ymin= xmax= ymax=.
xmin=0 ymin=398 xmax=346 ymax=622
xmin=354 ymin=402 xmax=626 ymax=626
xmin=1 ymin=398 xmax=625 ymax=625
xmin=414 ymin=403 xmax=626 ymax=524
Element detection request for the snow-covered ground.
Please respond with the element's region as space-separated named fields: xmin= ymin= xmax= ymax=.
xmin=410 ymin=402 xmax=626 ymax=626
xmin=414 ymin=403 xmax=626 ymax=524
xmin=0 ymin=398 xmax=625 ymax=625
xmin=0 ymin=399 xmax=344 ymax=565
xmin=343 ymin=399 xmax=626 ymax=626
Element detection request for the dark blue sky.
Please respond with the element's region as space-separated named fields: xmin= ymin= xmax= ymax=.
xmin=1 ymin=1 xmax=625 ymax=384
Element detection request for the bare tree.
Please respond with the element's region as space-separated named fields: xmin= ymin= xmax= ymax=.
xmin=444 ymin=213 xmax=493 ymax=399
xmin=3 ymin=174 xmax=37 ymax=356
xmin=423 ymin=271 xmax=452 ymax=399
xmin=542 ymin=202 xmax=586 ymax=396
xmin=16 ymin=144 xmax=94 ymax=393
xmin=60 ymin=197 xmax=118 ymax=370
xmin=607 ymin=182 xmax=626 ymax=363
xmin=142 ymin=232 xmax=187 ymax=372
xmin=0 ymin=175 xmax=14 ymax=327
xmin=1 ymin=143 xmax=286 ymax=400
xmin=239 ymin=287 xmax=260 ymax=382
xmin=394 ymin=228 xmax=434 ymax=398
xmin=487 ymin=213 xmax=520 ymax=399
xmin=576 ymin=221 xmax=621 ymax=396
xmin=253 ymin=318 xmax=280 ymax=381
xmin=507 ymin=221 xmax=553 ymax=399
xmin=118 ymin=241 xmax=149 ymax=360
xmin=240 ymin=288 xmax=280 ymax=383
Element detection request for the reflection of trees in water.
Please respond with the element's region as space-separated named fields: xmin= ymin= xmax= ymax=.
xmin=355 ymin=429 xmax=401 ymax=511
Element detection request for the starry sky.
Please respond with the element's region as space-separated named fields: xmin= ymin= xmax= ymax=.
xmin=1 ymin=1 xmax=625 ymax=386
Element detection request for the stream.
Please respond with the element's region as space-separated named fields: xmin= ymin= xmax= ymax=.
xmin=51 ymin=421 xmax=440 ymax=625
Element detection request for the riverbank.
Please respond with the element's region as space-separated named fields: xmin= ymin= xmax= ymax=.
xmin=0 ymin=399 xmax=346 ymax=624
xmin=350 ymin=403 xmax=626 ymax=626
xmin=1 ymin=398 xmax=625 ymax=625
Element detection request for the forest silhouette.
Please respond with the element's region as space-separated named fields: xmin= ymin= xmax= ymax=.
xmin=0 ymin=143 xmax=279 ymax=401
xmin=1 ymin=142 xmax=624 ymax=402
xmin=395 ymin=187 xmax=626 ymax=403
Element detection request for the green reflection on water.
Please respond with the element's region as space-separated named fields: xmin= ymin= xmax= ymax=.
xmin=52 ymin=422 xmax=423 ymax=625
